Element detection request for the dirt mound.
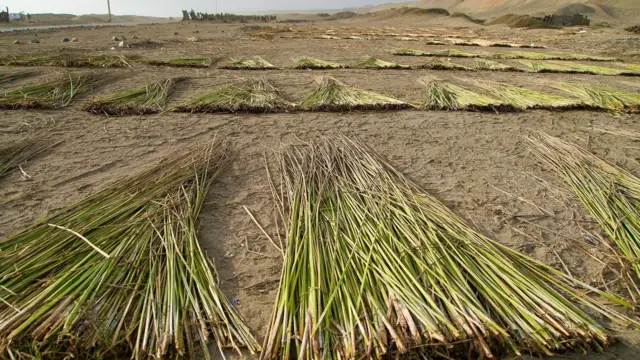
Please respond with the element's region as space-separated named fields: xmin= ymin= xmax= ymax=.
xmin=626 ymin=25 xmax=640 ymax=33
xmin=486 ymin=14 xmax=556 ymax=29
xmin=327 ymin=11 xmax=358 ymax=20
xmin=395 ymin=7 xmax=450 ymax=16
xmin=451 ymin=12 xmax=485 ymax=24
xmin=363 ymin=6 xmax=453 ymax=21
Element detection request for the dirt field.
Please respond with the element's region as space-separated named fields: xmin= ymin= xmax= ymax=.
xmin=1 ymin=13 xmax=640 ymax=359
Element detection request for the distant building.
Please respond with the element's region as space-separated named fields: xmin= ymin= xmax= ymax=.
xmin=7 ymin=11 xmax=26 ymax=21
xmin=0 ymin=7 xmax=8 ymax=23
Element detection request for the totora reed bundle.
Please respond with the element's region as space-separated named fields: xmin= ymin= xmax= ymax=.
xmin=491 ymin=52 xmax=563 ymax=60
xmin=0 ymin=54 xmax=135 ymax=68
xmin=222 ymin=56 xmax=277 ymax=70
xmin=356 ymin=56 xmax=408 ymax=69
xmin=620 ymin=63 xmax=640 ymax=75
xmin=293 ymin=57 xmax=345 ymax=69
xmin=301 ymin=76 xmax=411 ymax=111
xmin=143 ymin=57 xmax=215 ymax=68
xmin=522 ymin=61 xmax=623 ymax=76
xmin=552 ymin=83 xmax=640 ymax=113
xmin=0 ymin=138 xmax=57 ymax=178
xmin=432 ymin=49 xmax=479 ymax=58
xmin=422 ymin=79 xmax=507 ymax=111
xmin=394 ymin=49 xmax=479 ymax=57
xmin=473 ymin=59 xmax=524 ymax=72
xmin=0 ymin=73 xmax=105 ymax=109
xmin=490 ymin=52 xmax=615 ymax=61
xmin=174 ymin=79 xmax=295 ymax=113
xmin=261 ymin=135 xmax=638 ymax=359
xmin=393 ymin=48 xmax=431 ymax=56
xmin=525 ymin=131 xmax=640 ymax=296
xmin=0 ymin=70 xmax=37 ymax=87
xmin=418 ymin=59 xmax=475 ymax=71
xmin=85 ymin=78 xmax=184 ymax=115
xmin=0 ymin=140 xmax=260 ymax=359
xmin=475 ymin=81 xmax=579 ymax=110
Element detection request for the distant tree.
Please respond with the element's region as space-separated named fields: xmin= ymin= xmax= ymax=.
xmin=181 ymin=9 xmax=277 ymax=23
xmin=26 ymin=13 xmax=32 ymax=22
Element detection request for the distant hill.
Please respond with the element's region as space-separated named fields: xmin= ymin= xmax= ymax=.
xmin=366 ymin=0 xmax=640 ymax=24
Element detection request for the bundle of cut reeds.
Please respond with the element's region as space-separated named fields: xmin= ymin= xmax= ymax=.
xmin=476 ymin=81 xmax=579 ymax=110
xmin=473 ymin=59 xmax=524 ymax=72
xmin=525 ymin=131 xmax=640 ymax=295
xmin=0 ymin=141 xmax=260 ymax=359
xmin=0 ymin=55 xmax=61 ymax=67
xmin=293 ymin=57 xmax=345 ymax=69
xmin=356 ymin=56 xmax=408 ymax=69
xmin=492 ymin=52 xmax=616 ymax=62
xmin=552 ymin=83 xmax=640 ymax=113
xmin=0 ymin=138 xmax=57 ymax=178
xmin=85 ymin=78 xmax=184 ymax=115
xmin=396 ymin=36 xmax=419 ymax=41
xmin=174 ymin=79 xmax=294 ymax=113
xmin=522 ymin=61 xmax=623 ymax=76
xmin=564 ymin=54 xmax=618 ymax=62
xmin=620 ymin=63 xmax=640 ymax=75
xmin=314 ymin=35 xmax=339 ymax=40
xmin=143 ymin=57 xmax=215 ymax=68
xmin=432 ymin=49 xmax=479 ymax=58
xmin=222 ymin=56 xmax=277 ymax=70
xmin=491 ymin=52 xmax=566 ymax=61
xmin=0 ymin=73 xmax=105 ymax=109
xmin=261 ymin=135 xmax=638 ymax=360
xmin=419 ymin=59 xmax=475 ymax=71
xmin=0 ymin=70 xmax=37 ymax=86
xmin=301 ymin=76 xmax=411 ymax=111
xmin=0 ymin=54 xmax=135 ymax=68
xmin=393 ymin=48 xmax=431 ymax=56
xmin=422 ymin=79 xmax=507 ymax=111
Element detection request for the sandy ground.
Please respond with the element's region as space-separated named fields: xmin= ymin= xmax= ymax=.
xmin=1 ymin=15 xmax=640 ymax=359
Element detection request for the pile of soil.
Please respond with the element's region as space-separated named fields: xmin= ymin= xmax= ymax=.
xmin=395 ymin=7 xmax=450 ymax=16
xmin=326 ymin=11 xmax=358 ymax=21
xmin=451 ymin=12 xmax=485 ymax=24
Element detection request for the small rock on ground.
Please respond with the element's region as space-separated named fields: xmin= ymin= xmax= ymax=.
xmin=71 ymin=37 xmax=78 ymax=42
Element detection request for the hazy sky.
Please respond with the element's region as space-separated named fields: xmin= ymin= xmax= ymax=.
xmin=2 ymin=1 xmax=408 ymax=17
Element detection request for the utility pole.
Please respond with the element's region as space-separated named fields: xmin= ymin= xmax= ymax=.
xmin=107 ymin=0 xmax=112 ymax=22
